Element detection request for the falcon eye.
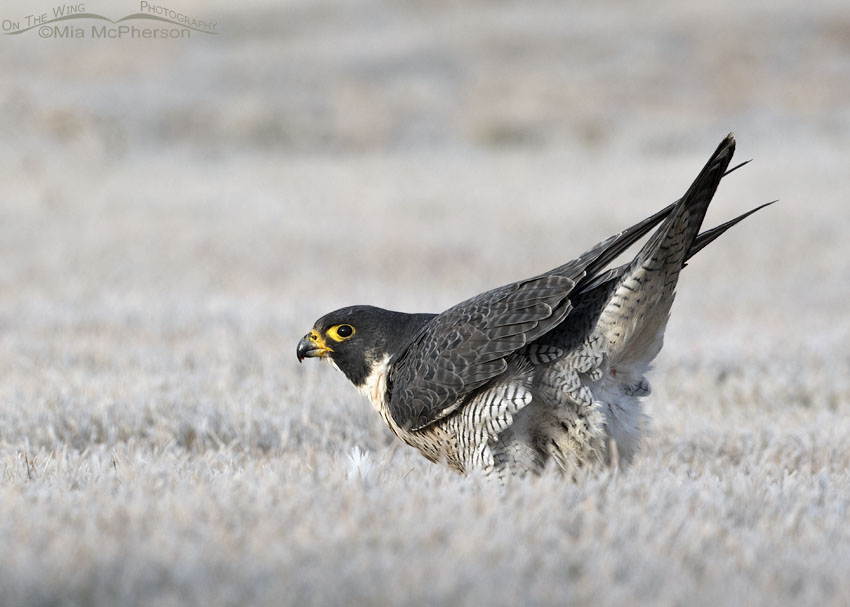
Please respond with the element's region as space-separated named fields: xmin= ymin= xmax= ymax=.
xmin=328 ymin=324 xmax=355 ymax=342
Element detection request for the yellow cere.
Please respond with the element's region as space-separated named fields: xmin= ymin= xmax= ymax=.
xmin=306 ymin=330 xmax=333 ymax=354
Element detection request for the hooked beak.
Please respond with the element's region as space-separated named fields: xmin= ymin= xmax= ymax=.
xmin=297 ymin=331 xmax=333 ymax=362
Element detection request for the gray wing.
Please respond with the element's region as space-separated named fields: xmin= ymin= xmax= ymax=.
xmin=388 ymin=135 xmax=763 ymax=433
xmin=387 ymin=274 xmax=575 ymax=432
xmin=574 ymin=133 xmax=743 ymax=372
xmin=386 ymin=202 xmax=685 ymax=432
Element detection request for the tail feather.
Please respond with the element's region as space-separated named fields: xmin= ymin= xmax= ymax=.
xmin=592 ymin=133 xmax=737 ymax=369
xmin=635 ymin=133 xmax=736 ymax=270
xmin=578 ymin=199 xmax=774 ymax=294
xmin=685 ymin=200 xmax=776 ymax=262
xmin=570 ymin=144 xmax=752 ymax=291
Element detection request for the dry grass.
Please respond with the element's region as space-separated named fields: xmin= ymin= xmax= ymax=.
xmin=2 ymin=0 xmax=850 ymax=605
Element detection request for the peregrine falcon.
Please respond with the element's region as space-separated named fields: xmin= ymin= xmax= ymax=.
xmin=297 ymin=134 xmax=770 ymax=477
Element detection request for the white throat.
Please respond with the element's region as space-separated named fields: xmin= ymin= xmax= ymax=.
xmin=356 ymin=354 xmax=392 ymax=414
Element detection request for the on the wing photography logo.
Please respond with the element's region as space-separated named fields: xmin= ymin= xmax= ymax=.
xmin=2 ymin=2 xmax=218 ymax=39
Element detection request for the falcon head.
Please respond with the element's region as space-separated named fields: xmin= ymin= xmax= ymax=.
xmin=297 ymin=305 xmax=435 ymax=387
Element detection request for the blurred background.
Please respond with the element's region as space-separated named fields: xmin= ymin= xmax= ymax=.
xmin=4 ymin=0 xmax=849 ymax=155
xmin=1 ymin=0 xmax=848 ymax=302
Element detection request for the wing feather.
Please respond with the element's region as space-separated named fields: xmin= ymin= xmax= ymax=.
xmin=387 ymin=137 xmax=757 ymax=432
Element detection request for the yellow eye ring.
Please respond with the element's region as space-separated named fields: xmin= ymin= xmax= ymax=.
xmin=327 ymin=324 xmax=355 ymax=342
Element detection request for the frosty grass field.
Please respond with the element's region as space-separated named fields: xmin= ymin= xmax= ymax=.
xmin=2 ymin=0 xmax=850 ymax=605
